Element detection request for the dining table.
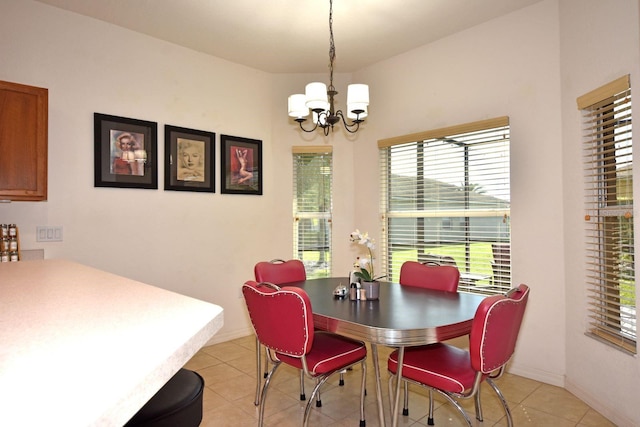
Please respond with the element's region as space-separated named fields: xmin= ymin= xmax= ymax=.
xmin=287 ymin=277 xmax=486 ymax=427
xmin=0 ymin=259 xmax=224 ymax=427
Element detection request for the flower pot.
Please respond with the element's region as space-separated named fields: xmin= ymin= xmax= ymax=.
xmin=361 ymin=281 xmax=379 ymax=300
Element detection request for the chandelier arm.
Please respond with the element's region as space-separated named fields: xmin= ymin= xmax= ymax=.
xmin=296 ymin=119 xmax=320 ymax=133
xmin=335 ymin=111 xmax=362 ymax=134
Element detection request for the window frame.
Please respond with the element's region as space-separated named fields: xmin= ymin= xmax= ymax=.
xmin=292 ymin=146 xmax=333 ymax=278
xmin=378 ymin=117 xmax=511 ymax=295
xmin=578 ymin=75 xmax=636 ymax=354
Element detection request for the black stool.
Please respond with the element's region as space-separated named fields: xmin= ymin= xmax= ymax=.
xmin=124 ymin=369 xmax=204 ymax=427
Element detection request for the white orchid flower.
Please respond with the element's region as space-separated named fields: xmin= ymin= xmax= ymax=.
xmin=350 ymin=229 xmax=380 ymax=281
xmin=358 ymin=257 xmax=372 ymax=269
xmin=358 ymin=233 xmax=369 ymax=245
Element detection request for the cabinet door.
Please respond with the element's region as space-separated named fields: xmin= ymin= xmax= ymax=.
xmin=0 ymin=80 xmax=48 ymax=201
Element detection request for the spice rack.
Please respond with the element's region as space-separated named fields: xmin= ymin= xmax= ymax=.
xmin=1 ymin=224 xmax=20 ymax=262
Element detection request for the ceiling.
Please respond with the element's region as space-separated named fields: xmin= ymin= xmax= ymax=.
xmin=34 ymin=0 xmax=542 ymax=73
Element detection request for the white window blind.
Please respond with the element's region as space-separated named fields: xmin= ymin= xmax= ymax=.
xmin=378 ymin=117 xmax=511 ymax=295
xmin=293 ymin=146 xmax=333 ymax=278
xmin=579 ymin=75 xmax=636 ymax=354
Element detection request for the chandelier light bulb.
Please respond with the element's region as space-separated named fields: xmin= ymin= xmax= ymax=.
xmin=347 ymin=84 xmax=369 ymax=107
xmin=288 ymin=94 xmax=309 ymax=118
xmin=305 ymin=82 xmax=329 ymax=111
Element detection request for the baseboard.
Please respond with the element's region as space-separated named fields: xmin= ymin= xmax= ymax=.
xmin=506 ymin=362 xmax=565 ymax=387
xmin=565 ymin=378 xmax=635 ymax=427
xmin=204 ymin=327 xmax=253 ymax=346
xmin=20 ymin=249 xmax=45 ymax=260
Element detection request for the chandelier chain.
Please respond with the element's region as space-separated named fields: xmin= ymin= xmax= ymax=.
xmin=287 ymin=0 xmax=368 ymax=135
xmin=328 ymin=0 xmax=336 ymax=92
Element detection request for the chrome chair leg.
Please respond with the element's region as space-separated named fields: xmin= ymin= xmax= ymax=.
xmin=427 ymin=390 xmax=434 ymax=425
xmin=301 ymin=361 xmax=366 ymax=427
xmin=257 ymin=361 xmax=282 ymax=427
xmin=263 ymin=341 xmax=306 ymax=401
xmin=299 ymin=371 xmax=306 ymax=400
xmin=359 ymin=361 xmax=367 ymax=427
xmin=403 ymin=380 xmax=409 ymax=415
xmin=435 ymin=389 xmax=473 ymax=426
xmin=487 ymin=378 xmax=513 ymax=427
xmin=396 ymin=377 xmax=434 ymax=425
xmin=474 ymin=385 xmax=483 ymax=421
xmin=315 ymin=378 xmax=322 ymax=407
xmin=254 ymin=337 xmax=262 ymax=406
xmin=263 ymin=346 xmax=269 ymax=378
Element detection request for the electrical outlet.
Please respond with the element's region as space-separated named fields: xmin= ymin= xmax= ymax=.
xmin=36 ymin=226 xmax=63 ymax=242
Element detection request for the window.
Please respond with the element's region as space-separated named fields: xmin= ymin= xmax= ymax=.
xmin=293 ymin=146 xmax=333 ymax=278
xmin=578 ymin=75 xmax=636 ymax=354
xmin=378 ymin=117 xmax=511 ymax=295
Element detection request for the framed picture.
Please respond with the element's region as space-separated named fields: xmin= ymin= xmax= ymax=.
xmin=220 ymin=135 xmax=262 ymax=195
xmin=94 ymin=113 xmax=157 ymax=189
xmin=164 ymin=125 xmax=215 ymax=192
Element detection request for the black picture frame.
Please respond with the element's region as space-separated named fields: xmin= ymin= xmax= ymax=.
xmin=94 ymin=113 xmax=158 ymax=189
xmin=220 ymin=135 xmax=262 ymax=195
xmin=164 ymin=125 xmax=215 ymax=192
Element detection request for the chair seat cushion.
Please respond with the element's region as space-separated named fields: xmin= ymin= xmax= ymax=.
xmin=388 ymin=344 xmax=477 ymax=394
xmin=278 ymin=331 xmax=366 ymax=376
xmin=124 ymin=369 xmax=204 ymax=427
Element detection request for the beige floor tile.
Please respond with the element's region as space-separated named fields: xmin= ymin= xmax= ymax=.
xmin=500 ymin=403 xmax=579 ymax=427
xmin=228 ymin=352 xmax=263 ymax=377
xmin=231 ymin=335 xmax=259 ymax=350
xmin=490 ymin=372 xmax=541 ymax=403
xmin=198 ymin=362 xmax=246 ymax=385
xmin=184 ymin=350 xmax=223 ymax=371
xmin=201 ymin=341 xmax=253 ymax=362
xmin=201 ymin=403 xmax=258 ymax=427
xmin=521 ymin=383 xmax=591 ymax=423
xmin=578 ymin=408 xmax=617 ymax=427
xmin=193 ymin=337 xmax=615 ymax=427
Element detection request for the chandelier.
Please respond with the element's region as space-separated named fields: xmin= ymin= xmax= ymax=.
xmin=287 ymin=0 xmax=369 ymax=135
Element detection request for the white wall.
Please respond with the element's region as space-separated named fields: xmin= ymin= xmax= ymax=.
xmin=352 ymin=0 xmax=566 ymax=384
xmin=3 ymin=0 xmax=640 ymax=424
xmin=560 ymin=1 xmax=640 ymax=425
xmin=0 ymin=0 xmax=280 ymax=342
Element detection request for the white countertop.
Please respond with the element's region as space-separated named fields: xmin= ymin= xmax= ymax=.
xmin=0 ymin=259 xmax=224 ymax=426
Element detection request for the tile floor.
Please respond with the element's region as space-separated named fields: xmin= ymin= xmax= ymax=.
xmin=184 ymin=335 xmax=615 ymax=426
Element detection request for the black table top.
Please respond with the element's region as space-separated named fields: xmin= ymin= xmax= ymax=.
xmin=286 ymin=277 xmax=486 ymax=346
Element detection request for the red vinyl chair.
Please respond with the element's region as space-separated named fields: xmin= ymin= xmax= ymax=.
xmin=254 ymin=258 xmax=306 ymax=286
xmin=388 ymin=284 xmax=530 ymax=427
xmin=242 ymin=281 xmax=368 ymax=427
xmin=253 ymin=259 xmax=308 ymax=404
xmin=397 ymin=261 xmax=461 ymax=416
xmin=399 ymin=260 xmax=460 ymax=292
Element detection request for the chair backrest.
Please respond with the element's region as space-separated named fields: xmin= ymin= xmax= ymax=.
xmin=421 ymin=254 xmax=458 ymax=267
xmin=399 ymin=261 xmax=460 ymax=292
xmin=254 ymin=259 xmax=306 ymax=284
xmin=242 ymin=281 xmax=314 ymax=357
xmin=469 ymin=284 xmax=530 ymax=374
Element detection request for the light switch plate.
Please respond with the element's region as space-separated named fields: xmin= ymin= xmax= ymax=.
xmin=36 ymin=226 xmax=63 ymax=242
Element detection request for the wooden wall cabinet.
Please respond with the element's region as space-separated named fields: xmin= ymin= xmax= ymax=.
xmin=0 ymin=80 xmax=48 ymax=201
